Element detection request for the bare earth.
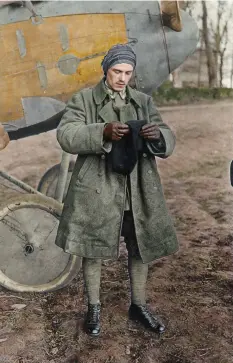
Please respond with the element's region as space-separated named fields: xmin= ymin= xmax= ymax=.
xmin=1 ymin=101 xmax=233 ymax=363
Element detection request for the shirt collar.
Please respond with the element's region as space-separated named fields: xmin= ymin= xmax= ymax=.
xmin=104 ymin=80 xmax=126 ymax=100
xmin=93 ymin=78 xmax=141 ymax=107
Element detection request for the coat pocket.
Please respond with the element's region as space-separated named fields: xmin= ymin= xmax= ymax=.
xmin=77 ymin=156 xmax=94 ymax=182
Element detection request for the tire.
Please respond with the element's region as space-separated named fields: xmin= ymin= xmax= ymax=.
xmin=37 ymin=160 xmax=75 ymax=200
xmin=230 ymin=160 xmax=233 ymax=186
xmin=0 ymin=194 xmax=81 ymax=292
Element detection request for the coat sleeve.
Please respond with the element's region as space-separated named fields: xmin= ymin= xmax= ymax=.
xmin=56 ymin=92 xmax=107 ymax=155
xmin=146 ymin=96 xmax=176 ymax=158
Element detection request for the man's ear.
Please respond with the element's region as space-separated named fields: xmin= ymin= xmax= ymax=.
xmin=128 ymin=72 xmax=137 ymax=89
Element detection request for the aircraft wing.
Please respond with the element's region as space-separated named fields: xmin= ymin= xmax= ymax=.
xmin=0 ymin=1 xmax=198 ymax=139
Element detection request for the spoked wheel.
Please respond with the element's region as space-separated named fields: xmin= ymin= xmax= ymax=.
xmin=37 ymin=160 xmax=75 ymax=200
xmin=0 ymin=194 xmax=81 ymax=292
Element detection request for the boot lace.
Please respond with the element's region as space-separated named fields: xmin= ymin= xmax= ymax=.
xmin=87 ymin=304 xmax=100 ymax=324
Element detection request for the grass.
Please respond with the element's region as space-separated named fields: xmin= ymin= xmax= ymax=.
xmin=153 ymin=81 xmax=233 ymax=106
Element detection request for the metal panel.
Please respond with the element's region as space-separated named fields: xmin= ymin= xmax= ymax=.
xmin=59 ymin=24 xmax=69 ymax=51
xmin=126 ymin=10 xmax=199 ymax=93
xmin=57 ymin=54 xmax=80 ymax=75
xmin=0 ymin=2 xmax=199 ymax=94
xmin=16 ymin=29 xmax=26 ymax=57
xmin=0 ymin=1 xmax=199 ymax=126
xmin=21 ymin=97 xmax=66 ymax=126
xmin=0 ymin=2 xmax=161 ymax=25
xmin=36 ymin=62 xmax=48 ymax=89
xmin=0 ymin=12 xmax=128 ymax=123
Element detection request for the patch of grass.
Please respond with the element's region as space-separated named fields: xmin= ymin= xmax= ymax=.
xmin=153 ymin=81 xmax=233 ymax=106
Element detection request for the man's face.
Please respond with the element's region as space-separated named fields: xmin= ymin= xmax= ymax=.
xmin=106 ymin=63 xmax=134 ymax=91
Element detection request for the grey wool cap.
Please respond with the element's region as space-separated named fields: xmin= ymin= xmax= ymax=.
xmin=101 ymin=44 xmax=136 ymax=75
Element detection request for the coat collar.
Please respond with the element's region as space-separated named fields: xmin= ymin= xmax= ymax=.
xmin=93 ymin=78 xmax=141 ymax=108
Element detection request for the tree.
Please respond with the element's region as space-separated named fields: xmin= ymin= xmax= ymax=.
xmin=201 ymin=1 xmax=218 ymax=87
xmin=209 ymin=1 xmax=233 ymax=87
xmin=179 ymin=0 xmax=195 ymax=16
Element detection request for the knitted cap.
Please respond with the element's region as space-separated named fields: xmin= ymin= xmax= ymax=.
xmin=101 ymin=44 xmax=136 ymax=75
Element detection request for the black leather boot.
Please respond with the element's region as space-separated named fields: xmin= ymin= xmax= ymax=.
xmin=84 ymin=303 xmax=101 ymax=337
xmin=129 ymin=303 xmax=166 ymax=334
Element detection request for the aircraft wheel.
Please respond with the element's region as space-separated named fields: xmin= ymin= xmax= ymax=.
xmin=37 ymin=160 xmax=75 ymax=200
xmin=0 ymin=194 xmax=81 ymax=292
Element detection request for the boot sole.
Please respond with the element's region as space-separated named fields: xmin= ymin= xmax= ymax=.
xmin=85 ymin=326 xmax=101 ymax=337
xmin=88 ymin=331 xmax=100 ymax=337
xmin=128 ymin=313 xmax=165 ymax=334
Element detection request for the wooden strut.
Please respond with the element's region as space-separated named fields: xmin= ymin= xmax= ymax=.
xmin=0 ymin=170 xmax=62 ymax=207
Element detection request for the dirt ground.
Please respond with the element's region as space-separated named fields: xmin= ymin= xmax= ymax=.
xmin=1 ymin=101 xmax=233 ymax=363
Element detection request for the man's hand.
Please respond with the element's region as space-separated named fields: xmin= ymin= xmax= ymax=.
xmin=0 ymin=123 xmax=10 ymax=150
xmin=103 ymin=122 xmax=130 ymax=141
xmin=140 ymin=124 xmax=161 ymax=140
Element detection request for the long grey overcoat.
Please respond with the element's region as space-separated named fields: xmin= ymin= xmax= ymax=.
xmin=55 ymin=79 xmax=179 ymax=263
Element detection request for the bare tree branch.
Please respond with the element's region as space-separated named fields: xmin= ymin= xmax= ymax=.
xmin=202 ymin=0 xmax=217 ymax=87
xmin=204 ymin=0 xmax=231 ymax=87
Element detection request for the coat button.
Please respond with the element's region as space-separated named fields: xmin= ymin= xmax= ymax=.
xmin=148 ymin=170 xmax=152 ymax=174
xmin=96 ymin=188 xmax=101 ymax=194
xmin=101 ymin=154 xmax=105 ymax=160
xmin=143 ymin=153 xmax=147 ymax=157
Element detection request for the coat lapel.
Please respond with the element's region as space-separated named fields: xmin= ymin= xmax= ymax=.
xmin=93 ymin=78 xmax=143 ymax=123
xmin=98 ymin=101 xmax=117 ymax=124
xmin=119 ymin=103 xmax=138 ymax=122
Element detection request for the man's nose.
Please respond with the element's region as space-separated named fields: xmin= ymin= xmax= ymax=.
xmin=119 ymin=73 xmax=126 ymax=82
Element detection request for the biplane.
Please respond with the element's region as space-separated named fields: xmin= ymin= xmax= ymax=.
xmin=0 ymin=1 xmax=199 ymax=292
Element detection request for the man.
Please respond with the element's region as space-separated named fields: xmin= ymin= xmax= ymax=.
xmin=55 ymin=43 xmax=179 ymax=337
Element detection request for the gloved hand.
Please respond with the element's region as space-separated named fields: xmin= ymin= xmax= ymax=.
xmin=139 ymin=124 xmax=161 ymax=140
xmin=103 ymin=122 xmax=130 ymax=141
xmin=0 ymin=123 xmax=10 ymax=150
